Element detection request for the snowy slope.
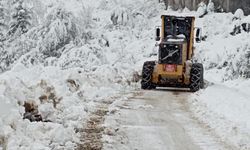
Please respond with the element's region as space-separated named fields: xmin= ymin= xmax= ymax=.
xmin=0 ymin=0 xmax=166 ymax=149
xmin=0 ymin=0 xmax=250 ymax=149
xmin=188 ymin=11 xmax=250 ymax=150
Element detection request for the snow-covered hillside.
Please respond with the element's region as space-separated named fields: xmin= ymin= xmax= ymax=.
xmin=0 ymin=0 xmax=250 ymax=149
xmin=0 ymin=0 xmax=165 ymax=149
xmin=189 ymin=10 xmax=250 ymax=150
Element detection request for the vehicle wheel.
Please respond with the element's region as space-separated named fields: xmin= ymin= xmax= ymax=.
xmin=141 ymin=61 xmax=156 ymax=90
xmin=190 ymin=63 xmax=204 ymax=92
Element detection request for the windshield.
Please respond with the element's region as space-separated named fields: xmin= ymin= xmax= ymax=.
xmin=159 ymin=44 xmax=182 ymax=64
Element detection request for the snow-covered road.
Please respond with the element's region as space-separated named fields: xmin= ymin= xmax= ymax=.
xmin=104 ymin=90 xmax=233 ymax=150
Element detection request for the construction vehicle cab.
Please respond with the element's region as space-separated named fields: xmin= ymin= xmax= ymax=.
xmin=141 ymin=15 xmax=204 ymax=92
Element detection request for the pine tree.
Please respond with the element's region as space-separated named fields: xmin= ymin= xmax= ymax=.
xmin=8 ymin=0 xmax=31 ymax=36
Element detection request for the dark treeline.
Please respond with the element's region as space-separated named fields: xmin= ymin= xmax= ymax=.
xmin=164 ymin=0 xmax=250 ymax=14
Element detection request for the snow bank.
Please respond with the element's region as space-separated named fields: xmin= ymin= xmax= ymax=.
xmin=0 ymin=0 xmax=165 ymax=149
xmin=3 ymin=0 xmax=250 ymax=149
xmin=0 ymin=64 xmax=126 ymax=149
xmin=195 ymin=13 xmax=250 ymax=81
xmin=189 ymin=84 xmax=250 ymax=149
xmin=189 ymin=12 xmax=250 ymax=149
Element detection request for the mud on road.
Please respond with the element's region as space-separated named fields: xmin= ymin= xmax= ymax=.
xmin=77 ymin=89 xmax=233 ymax=150
xmin=77 ymin=99 xmax=113 ymax=150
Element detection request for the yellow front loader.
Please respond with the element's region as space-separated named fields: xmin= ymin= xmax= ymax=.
xmin=141 ymin=15 xmax=204 ymax=92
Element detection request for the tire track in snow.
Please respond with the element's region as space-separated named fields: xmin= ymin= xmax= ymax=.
xmin=76 ymin=96 xmax=120 ymax=150
xmin=103 ymin=90 xmax=235 ymax=150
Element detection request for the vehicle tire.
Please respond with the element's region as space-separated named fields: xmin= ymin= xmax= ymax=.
xmin=190 ymin=63 xmax=204 ymax=92
xmin=141 ymin=61 xmax=156 ymax=90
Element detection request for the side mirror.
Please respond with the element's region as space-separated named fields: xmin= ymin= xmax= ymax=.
xmin=156 ymin=27 xmax=160 ymax=41
xmin=195 ymin=28 xmax=202 ymax=43
xmin=247 ymin=23 xmax=250 ymax=33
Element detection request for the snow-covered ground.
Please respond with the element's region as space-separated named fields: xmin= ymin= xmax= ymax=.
xmin=0 ymin=0 xmax=165 ymax=149
xmin=0 ymin=0 xmax=250 ymax=149
xmin=0 ymin=65 xmax=125 ymax=149
xmin=188 ymin=11 xmax=250 ymax=150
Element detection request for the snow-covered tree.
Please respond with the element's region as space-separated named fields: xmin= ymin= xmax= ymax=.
xmin=207 ymin=0 xmax=215 ymax=14
xmin=8 ymin=0 xmax=31 ymax=37
xmin=0 ymin=1 xmax=5 ymax=27
xmin=234 ymin=9 xmax=244 ymax=20
xmin=79 ymin=5 xmax=94 ymax=29
xmin=0 ymin=0 xmax=7 ymax=41
xmin=39 ymin=7 xmax=81 ymax=57
xmin=197 ymin=2 xmax=207 ymax=18
xmin=111 ymin=7 xmax=129 ymax=26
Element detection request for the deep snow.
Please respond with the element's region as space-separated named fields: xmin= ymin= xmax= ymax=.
xmin=189 ymin=10 xmax=250 ymax=150
xmin=0 ymin=0 xmax=164 ymax=149
xmin=0 ymin=0 xmax=250 ymax=149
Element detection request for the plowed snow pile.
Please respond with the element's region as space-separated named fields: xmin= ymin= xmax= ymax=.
xmin=0 ymin=0 xmax=250 ymax=149
xmin=189 ymin=11 xmax=250 ymax=150
xmin=0 ymin=0 xmax=164 ymax=149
